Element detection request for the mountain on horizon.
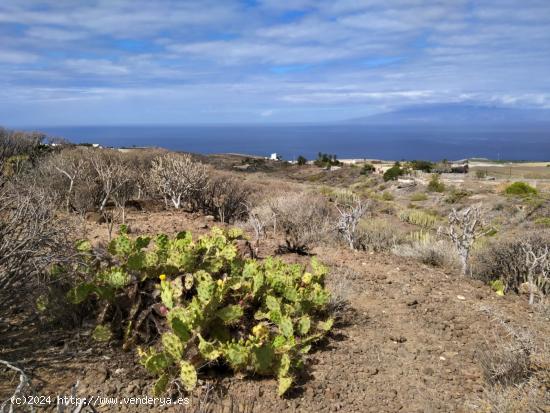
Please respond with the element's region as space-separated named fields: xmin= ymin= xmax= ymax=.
xmin=349 ymin=103 xmax=550 ymax=125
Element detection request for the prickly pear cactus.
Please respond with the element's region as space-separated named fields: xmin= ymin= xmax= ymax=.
xmin=179 ymin=361 xmax=197 ymax=391
xmin=66 ymin=226 xmax=333 ymax=397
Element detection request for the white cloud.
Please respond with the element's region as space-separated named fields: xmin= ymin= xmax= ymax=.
xmin=0 ymin=49 xmax=38 ymax=64
xmin=64 ymin=59 xmax=130 ymax=76
xmin=282 ymin=90 xmax=435 ymax=103
xmin=1 ymin=0 xmax=550 ymax=124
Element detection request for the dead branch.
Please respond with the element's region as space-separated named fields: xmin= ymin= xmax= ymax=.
xmin=0 ymin=359 xmax=34 ymax=413
xmin=335 ymin=193 xmax=369 ymax=250
xmin=447 ymin=204 xmax=484 ymax=275
xmin=521 ymin=242 xmax=549 ymax=305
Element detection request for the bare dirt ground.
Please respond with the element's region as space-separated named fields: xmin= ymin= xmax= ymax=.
xmin=2 ymin=207 xmax=548 ymax=412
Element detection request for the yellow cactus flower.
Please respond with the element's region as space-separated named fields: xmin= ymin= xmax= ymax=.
xmin=159 ymin=274 xmax=166 ymax=281
xmin=301 ymin=272 xmax=312 ymax=285
xmin=252 ymin=323 xmax=268 ymax=338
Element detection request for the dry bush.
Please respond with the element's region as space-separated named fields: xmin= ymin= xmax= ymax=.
xmin=269 ymin=192 xmax=332 ymax=254
xmin=392 ymin=234 xmax=459 ymax=267
xmin=90 ymin=150 xmax=135 ymax=211
xmin=478 ymin=340 xmax=532 ymax=387
xmin=521 ymin=242 xmax=549 ymax=305
xmin=469 ymin=305 xmax=550 ymax=413
xmin=472 ymin=231 xmax=550 ymax=298
xmin=122 ymin=148 xmax=167 ymax=200
xmin=111 ymin=168 xmax=138 ymax=224
xmin=243 ymin=203 xmax=271 ymax=256
xmin=43 ymin=148 xmax=88 ymax=211
xmin=0 ymin=127 xmax=44 ymax=174
xmin=446 ymin=205 xmax=484 ymax=275
xmin=473 ymin=381 xmax=550 ymax=413
xmin=35 ymin=148 xmax=104 ymax=215
xmin=355 ymin=218 xmax=404 ymax=252
xmin=150 ymin=153 xmax=208 ymax=209
xmin=0 ymin=182 xmax=70 ymax=309
xmin=71 ymin=171 xmax=104 ymax=216
xmin=334 ymin=190 xmax=369 ymax=250
xmin=326 ymin=266 xmax=357 ymax=320
xmin=198 ymin=173 xmax=251 ymax=223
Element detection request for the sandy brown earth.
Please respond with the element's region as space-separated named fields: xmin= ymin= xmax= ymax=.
xmin=1 ymin=209 xmax=549 ymax=412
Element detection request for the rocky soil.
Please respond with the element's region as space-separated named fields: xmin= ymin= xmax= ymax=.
xmin=1 ymin=210 xmax=549 ymax=412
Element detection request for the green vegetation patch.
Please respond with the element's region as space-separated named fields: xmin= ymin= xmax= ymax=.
xmin=534 ymin=217 xmax=550 ymax=227
xmin=504 ymin=181 xmax=538 ymax=196
xmin=410 ymin=192 xmax=428 ymax=202
xmin=383 ymin=162 xmax=405 ymax=181
xmin=360 ymin=163 xmax=376 ymax=175
xmin=399 ymin=209 xmax=439 ymax=228
xmin=63 ymin=227 xmax=333 ymax=397
xmin=427 ymin=174 xmax=445 ymax=192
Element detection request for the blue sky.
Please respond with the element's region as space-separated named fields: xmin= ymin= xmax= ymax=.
xmin=1 ymin=0 xmax=549 ymax=126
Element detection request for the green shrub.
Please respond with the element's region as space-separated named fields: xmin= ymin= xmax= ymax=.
xmin=360 ymin=163 xmax=376 ymax=175
xmin=534 ymin=217 xmax=550 ymax=227
xmin=445 ymin=189 xmax=471 ymax=204
xmin=410 ymin=192 xmax=428 ymax=202
xmin=427 ymin=174 xmax=445 ymax=192
xmin=356 ymin=218 xmax=404 ymax=252
xmin=65 ymin=227 xmax=333 ymax=397
xmin=383 ymin=163 xmax=404 ymax=182
xmin=314 ymin=153 xmax=340 ymax=168
xmin=381 ymin=191 xmax=394 ymax=201
xmin=399 ymin=209 xmax=438 ymax=228
xmin=296 ymin=155 xmax=307 ymax=165
xmin=504 ymin=182 xmax=538 ymax=196
xmin=409 ymin=160 xmax=433 ymax=172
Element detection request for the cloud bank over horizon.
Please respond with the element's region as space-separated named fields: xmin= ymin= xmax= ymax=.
xmin=1 ymin=0 xmax=549 ymax=126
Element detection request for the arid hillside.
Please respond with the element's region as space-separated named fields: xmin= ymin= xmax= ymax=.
xmin=1 ymin=132 xmax=549 ymax=412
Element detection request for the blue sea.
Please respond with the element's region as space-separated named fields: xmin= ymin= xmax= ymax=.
xmin=38 ymin=124 xmax=550 ymax=161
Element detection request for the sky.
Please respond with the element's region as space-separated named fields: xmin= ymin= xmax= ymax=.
xmin=1 ymin=0 xmax=550 ymax=126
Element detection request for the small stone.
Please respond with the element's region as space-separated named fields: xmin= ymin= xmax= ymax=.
xmin=406 ymin=298 xmax=419 ymax=307
xmin=457 ymin=295 xmax=466 ymax=300
xmin=366 ymin=367 xmax=379 ymax=376
xmin=423 ymin=367 xmax=434 ymax=376
xmin=390 ymin=335 xmax=407 ymax=343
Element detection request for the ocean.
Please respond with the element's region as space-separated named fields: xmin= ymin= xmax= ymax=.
xmin=38 ymin=124 xmax=550 ymax=161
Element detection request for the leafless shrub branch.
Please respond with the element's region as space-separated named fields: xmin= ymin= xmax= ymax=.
xmin=335 ymin=192 xmax=369 ymax=250
xmin=198 ymin=173 xmax=251 ymax=223
xmin=521 ymin=242 xmax=549 ymax=305
xmin=0 ymin=359 xmax=34 ymax=413
xmin=472 ymin=231 xmax=550 ymax=302
xmin=269 ymin=192 xmax=332 ymax=254
xmin=150 ymin=153 xmax=208 ymax=210
xmin=0 ymin=182 xmax=73 ymax=315
xmin=446 ymin=204 xmax=484 ymax=275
